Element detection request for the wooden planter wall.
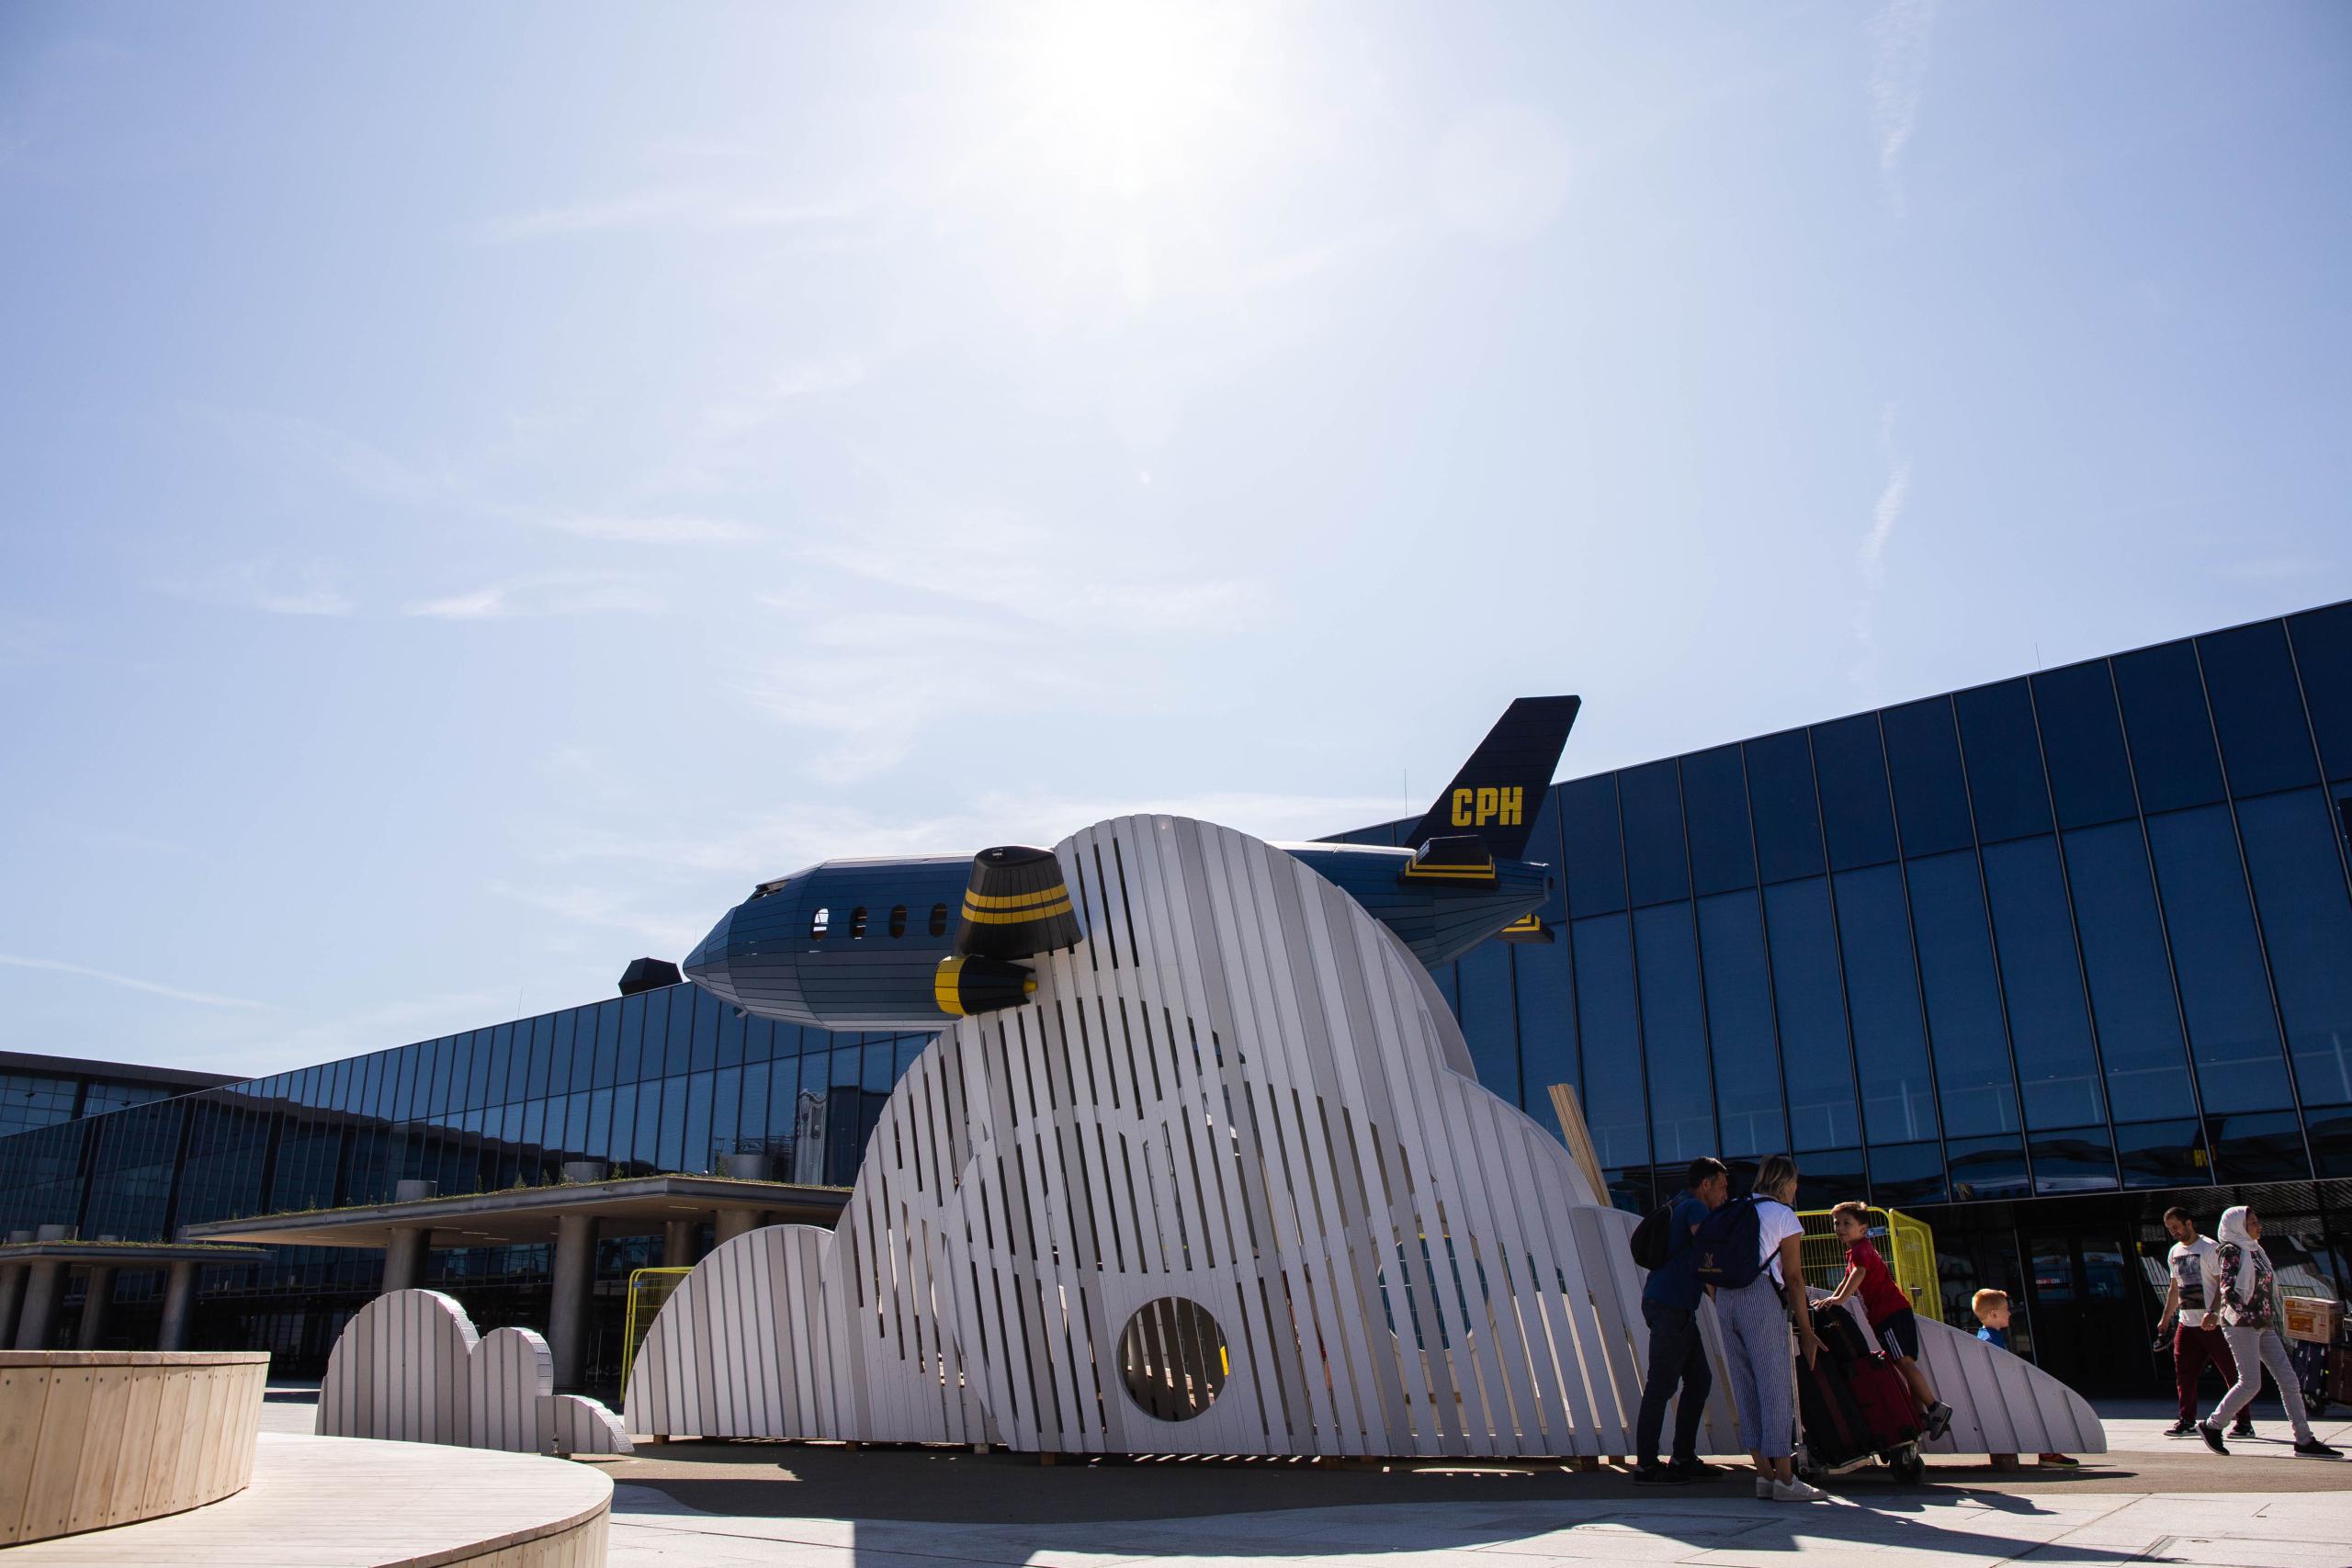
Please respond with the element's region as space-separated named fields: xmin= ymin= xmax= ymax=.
xmin=0 ymin=1349 xmax=269 ymax=1544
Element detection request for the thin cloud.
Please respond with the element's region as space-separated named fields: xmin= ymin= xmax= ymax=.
xmin=154 ymin=559 xmax=356 ymax=618
xmin=0 ymin=953 xmax=272 ymax=1010
xmin=472 ymin=188 xmax=862 ymax=245
xmin=519 ymin=512 xmax=761 ymax=545
xmin=401 ymin=570 xmax=666 ymax=621
xmin=1854 ymin=406 xmax=1910 ymax=689
xmin=1870 ymin=0 xmax=1937 ymax=214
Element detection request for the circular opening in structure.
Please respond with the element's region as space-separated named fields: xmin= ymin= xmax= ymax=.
xmin=1117 ymin=1297 xmax=1229 ymax=1421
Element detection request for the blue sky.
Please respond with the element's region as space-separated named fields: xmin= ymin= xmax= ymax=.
xmin=2 ymin=2 xmax=2346 ymax=1077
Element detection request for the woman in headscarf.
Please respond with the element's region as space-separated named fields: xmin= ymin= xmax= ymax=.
xmin=2199 ymin=1204 xmax=2340 ymax=1458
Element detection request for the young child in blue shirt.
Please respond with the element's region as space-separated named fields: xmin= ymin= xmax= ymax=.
xmin=1972 ymin=1289 xmax=2078 ymax=1467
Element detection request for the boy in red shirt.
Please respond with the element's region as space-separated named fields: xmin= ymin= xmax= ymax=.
xmin=1826 ymin=1201 xmax=1953 ymax=1440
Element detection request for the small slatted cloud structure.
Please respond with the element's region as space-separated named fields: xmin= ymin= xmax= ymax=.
xmin=628 ymin=814 xmax=1741 ymax=1457
xmin=318 ymin=1289 xmax=630 ymax=1457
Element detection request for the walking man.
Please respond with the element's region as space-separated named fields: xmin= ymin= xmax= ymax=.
xmin=2157 ymin=1206 xmax=2254 ymax=1440
xmin=1633 ymin=1156 xmax=1730 ymax=1485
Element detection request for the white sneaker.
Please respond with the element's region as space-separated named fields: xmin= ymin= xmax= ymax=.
xmin=1755 ymin=1475 xmax=1774 ymax=1499
xmin=1773 ymin=1477 xmax=1828 ymax=1502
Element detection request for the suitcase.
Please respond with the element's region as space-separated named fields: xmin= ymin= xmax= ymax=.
xmin=2290 ymin=1338 xmax=2329 ymax=1417
xmin=1798 ymin=1303 xmax=1925 ymax=1480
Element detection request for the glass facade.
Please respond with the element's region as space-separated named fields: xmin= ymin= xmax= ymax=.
xmin=4 ymin=600 xmax=2349 ymax=1393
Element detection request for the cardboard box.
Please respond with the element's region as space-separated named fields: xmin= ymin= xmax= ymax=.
xmin=2280 ymin=1295 xmax=2344 ymax=1345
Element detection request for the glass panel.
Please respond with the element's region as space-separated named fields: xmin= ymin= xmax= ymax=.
xmin=683 ymin=1071 xmax=716 ymax=1173
xmin=592 ymin=1003 xmax=622 ymax=1090
xmin=2114 ymin=1118 xmax=2210 ymax=1189
xmin=2033 ymin=661 xmax=2138 ymax=829
xmin=717 ymin=1004 xmax=747 ymax=1069
xmin=2289 ymin=603 xmax=2352 ymax=781
xmin=1457 ymin=943 xmax=1520 ymax=1100
xmin=1948 ymin=1134 xmax=2030 ymax=1201
xmin=738 ymin=1060 xmax=769 ymax=1145
xmin=1905 ymin=850 xmax=2021 ymax=1136
xmin=2115 ymin=639 xmax=2225 ymax=813
xmin=1619 ymin=761 xmax=1690 ymax=907
xmin=2235 ymin=790 xmax=2352 ymax=1107
xmin=1882 ymin=696 xmax=1973 ymax=856
xmin=2208 ymin=1110 xmax=2306 ymax=1184
xmin=674 ymin=988 xmax=704 ymax=1075
xmin=2308 ymin=1110 xmax=2352 ymax=1179
xmin=2063 ymin=823 xmax=2197 ymax=1122
xmin=1563 ymin=776 xmax=1626 ymax=917
xmin=1512 ymin=935 xmax=1577 ymax=1117
xmin=1681 ymin=744 xmax=1757 ymax=894
xmin=1746 ymin=730 xmax=1824 ymax=884
xmin=1763 ymin=878 xmax=1858 ymax=1149
xmin=1868 ymin=1141 xmax=1947 ymax=1208
xmin=1813 ymin=716 xmax=1898 ymax=871
xmin=1633 ymin=905 xmax=1713 ymax=1165
xmin=620 ymin=991 xmax=652 ymax=1084
xmin=1981 ymin=838 xmax=2106 ymax=1129
xmin=1955 ymin=680 xmax=2052 ymax=843
xmin=2200 ymin=622 xmax=2317 ymax=797
xmin=633 ymin=1080 xmax=662 ymax=1168
xmin=2029 ymin=1127 xmax=2116 ymax=1194
xmin=831 ymin=1045 xmax=861 ymax=1088
xmin=607 ymin=1083 xmax=634 ymax=1168
xmin=1792 ymin=1148 xmax=1864 ymax=1213
xmin=1832 ymin=865 xmax=1938 ymax=1143
xmin=1697 ymin=891 xmax=1785 ymax=1158
xmin=1568 ymin=915 xmax=1648 ymax=1169
xmin=2146 ymin=806 xmax=2293 ymax=1114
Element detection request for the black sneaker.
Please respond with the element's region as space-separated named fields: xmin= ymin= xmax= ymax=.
xmin=2163 ymin=1420 xmax=2197 ymax=1438
xmin=1634 ymin=1463 xmax=1690 ymax=1485
xmin=2232 ymin=1420 xmax=2256 ymax=1438
xmin=1671 ymin=1459 xmax=1724 ymax=1481
xmin=2198 ymin=1422 xmax=2229 ymax=1455
xmin=2293 ymin=1438 xmax=2343 ymax=1460
xmin=1926 ymin=1402 xmax=1953 ymax=1441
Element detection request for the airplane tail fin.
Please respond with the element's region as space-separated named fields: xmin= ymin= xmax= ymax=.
xmin=1402 ymin=696 xmax=1580 ymax=860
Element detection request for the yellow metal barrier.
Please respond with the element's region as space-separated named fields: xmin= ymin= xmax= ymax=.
xmin=620 ymin=1266 xmax=692 ymax=1396
xmin=1795 ymin=1204 xmax=1941 ymax=1324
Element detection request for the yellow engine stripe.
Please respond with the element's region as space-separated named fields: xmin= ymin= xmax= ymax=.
xmin=958 ymin=897 xmax=1075 ymax=925
xmin=933 ymin=956 xmax=967 ymax=1016
xmin=1499 ymin=914 xmax=1544 ymax=933
xmin=1400 ymin=863 xmax=1497 ymax=882
xmin=962 ymin=885 xmax=1071 ymax=911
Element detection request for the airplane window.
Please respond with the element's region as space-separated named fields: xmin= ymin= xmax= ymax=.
xmin=850 ymin=906 xmax=868 ymax=938
xmin=929 ymin=903 xmax=949 ymax=937
xmin=810 ymin=907 xmax=830 ymax=940
xmin=888 ymin=905 xmax=908 ymax=938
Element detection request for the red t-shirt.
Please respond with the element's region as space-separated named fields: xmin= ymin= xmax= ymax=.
xmin=1847 ymin=1238 xmax=1911 ymax=1324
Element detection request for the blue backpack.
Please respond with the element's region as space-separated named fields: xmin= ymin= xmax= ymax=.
xmin=1690 ymin=1194 xmax=1766 ymax=1290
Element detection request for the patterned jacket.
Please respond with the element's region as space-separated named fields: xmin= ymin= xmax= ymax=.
xmin=2214 ymin=1241 xmax=2276 ymax=1329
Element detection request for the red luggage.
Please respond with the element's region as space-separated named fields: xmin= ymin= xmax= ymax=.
xmin=1797 ymin=1303 xmax=1924 ymax=1480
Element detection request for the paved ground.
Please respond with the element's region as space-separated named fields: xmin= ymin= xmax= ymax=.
xmin=264 ymin=1384 xmax=2352 ymax=1565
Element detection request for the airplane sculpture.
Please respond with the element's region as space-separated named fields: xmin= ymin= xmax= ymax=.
xmin=683 ymin=696 xmax=1582 ymax=1032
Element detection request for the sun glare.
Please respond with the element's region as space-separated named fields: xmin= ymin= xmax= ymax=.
xmin=1010 ymin=0 xmax=1264 ymax=198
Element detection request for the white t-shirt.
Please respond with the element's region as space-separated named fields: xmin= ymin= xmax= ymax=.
xmin=1756 ymin=1198 xmax=1804 ymax=1287
xmin=2168 ymin=1236 xmax=2222 ymax=1328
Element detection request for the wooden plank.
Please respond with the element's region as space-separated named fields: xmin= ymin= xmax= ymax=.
xmin=66 ymin=1365 xmax=131 ymax=1533
xmin=0 ymin=1366 xmax=51 ymax=1543
xmin=1544 ymin=1083 xmax=1609 ymax=1204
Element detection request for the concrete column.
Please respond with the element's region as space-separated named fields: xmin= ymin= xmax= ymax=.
xmin=15 ymin=1259 xmax=64 ymax=1349
xmin=662 ymin=1219 xmax=697 ymax=1269
xmin=157 ymin=1261 xmax=199 ymax=1351
xmin=548 ymin=1213 xmax=598 ymax=1393
xmin=715 ymin=1208 xmax=766 ymax=1247
xmin=0 ymin=1265 xmax=24 ymax=1348
xmin=382 ymin=1226 xmax=431 ymax=1294
xmin=75 ymin=1265 xmax=117 ymax=1349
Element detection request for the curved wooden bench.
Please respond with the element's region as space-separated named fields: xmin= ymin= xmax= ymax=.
xmin=2 ymin=1430 xmax=611 ymax=1565
xmin=0 ymin=1349 xmax=269 ymax=1544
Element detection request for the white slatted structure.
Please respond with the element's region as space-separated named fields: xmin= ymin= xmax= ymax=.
xmin=628 ymin=814 xmax=1741 ymax=1457
xmin=317 ymin=1289 xmax=632 ymax=1456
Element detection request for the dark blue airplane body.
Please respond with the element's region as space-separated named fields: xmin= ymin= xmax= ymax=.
xmin=684 ymin=697 xmax=1580 ymax=1033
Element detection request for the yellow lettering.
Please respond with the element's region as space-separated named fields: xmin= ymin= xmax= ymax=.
xmin=1451 ymin=788 xmax=1474 ymax=827
xmin=1475 ymin=786 xmax=1500 ymax=826
xmin=1502 ymin=786 xmax=1523 ymax=827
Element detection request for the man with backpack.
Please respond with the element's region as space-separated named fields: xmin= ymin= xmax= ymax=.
xmin=1632 ymin=1156 xmax=1730 ymax=1485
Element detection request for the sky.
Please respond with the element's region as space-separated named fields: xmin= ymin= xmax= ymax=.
xmin=2 ymin=2 xmax=2347 ymax=1079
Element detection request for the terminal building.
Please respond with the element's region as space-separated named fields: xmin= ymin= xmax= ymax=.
xmin=1 ymin=599 xmax=2347 ymax=1397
